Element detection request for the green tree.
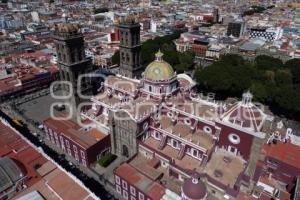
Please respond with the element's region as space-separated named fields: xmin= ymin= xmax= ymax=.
xmin=194 ymin=54 xmax=300 ymax=120
xmin=255 ymin=55 xmax=283 ymax=70
xmin=285 ymin=58 xmax=300 ymax=84
xmin=250 ymin=82 xmax=268 ymax=102
xmin=194 ymin=54 xmax=253 ymax=96
xmin=275 ymin=70 xmax=293 ymax=86
xmin=111 ymin=51 xmax=119 ymax=65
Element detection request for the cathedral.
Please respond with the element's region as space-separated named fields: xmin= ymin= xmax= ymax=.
xmin=79 ymin=15 xmax=271 ymax=200
xmin=50 ymin=15 xmax=273 ymax=200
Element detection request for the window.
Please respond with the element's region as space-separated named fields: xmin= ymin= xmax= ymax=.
xmin=155 ymin=132 xmax=160 ymax=139
xmin=122 ymin=180 xmax=127 ymax=190
xmin=80 ymin=150 xmax=85 ymax=158
xmin=130 ymin=186 xmax=136 ymax=196
xmin=115 ymin=175 xmax=120 ymax=185
xmin=167 ymin=112 xmax=173 ymax=118
xmin=184 ymin=118 xmax=191 ymax=125
xmin=65 ymin=140 xmax=70 ymax=148
xmin=123 ymin=191 xmax=128 ymax=200
xmin=60 ymin=136 xmax=65 ymax=151
xmin=49 ymin=132 xmax=54 ymax=143
xmin=67 ymin=148 xmax=72 ymax=156
xmin=82 ymin=159 xmax=86 ymax=166
xmin=139 ymin=192 xmax=144 ymax=200
xmin=172 ymin=140 xmax=178 ymax=148
xmin=131 ymin=196 xmax=136 ymax=200
xmin=116 ymin=185 xmax=121 ymax=194
xmin=228 ymin=133 xmax=241 ymax=144
xmin=143 ymin=122 xmax=148 ymax=130
xmin=53 ymin=132 xmax=59 ymax=146
xmin=203 ymin=126 xmax=212 ymax=134
xmin=73 ymin=145 xmax=78 ymax=153
xmin=193 ymin=149 xmax=198 ymax=157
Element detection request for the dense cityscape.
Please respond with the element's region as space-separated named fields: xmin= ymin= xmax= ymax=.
xmin=1 ymin=0 xmax=300 ymax=200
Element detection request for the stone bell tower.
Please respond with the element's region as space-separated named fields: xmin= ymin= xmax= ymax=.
xmin=53 ymin=23 xmax=93 ymax=120
xmin=116 ymin=15 xmax=143 ymax=78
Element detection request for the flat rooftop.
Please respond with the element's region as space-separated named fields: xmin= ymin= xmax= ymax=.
xmin=143 ymin=137 xmax=204 ymax=172
xmin=164 ymin=98 xmax=220 ymax=120
xmin=204 ymin=149 xmax=246 ymax=187
xmin=14 ymin=161 xmax=95 ymax=200
xmin=129 ymin=154 xmax=163 ymax=181
xmin=105 ymin=75 xmax=139 ymax=93
xmin=159 ymin=115 xmax=214 ymax=150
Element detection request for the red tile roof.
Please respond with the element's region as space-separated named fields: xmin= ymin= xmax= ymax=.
xmin=0 ymin=121 xmax=96 ymax=200
xmin=115 ymin=163 xmax=165 ymax=200
xmin=0 ymin=121 xmax=47 ymax=187
xmin=262 ymin=142 xmax=300 ymax=169
xmin=145 ymin=182 xmax=166 ymax=200
xmin=44 ymin=118 xmax=107 ymax=149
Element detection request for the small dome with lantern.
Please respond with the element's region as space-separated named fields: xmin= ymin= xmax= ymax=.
xmin=144 ymin=50 xmax=175 ymax=81
xmin=221 ymin=91 xmax=267 ymax=132
xmin=181 ymin=172 xmax=207 ymax=200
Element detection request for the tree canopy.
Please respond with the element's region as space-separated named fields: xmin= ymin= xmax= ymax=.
xmin=194 ymin=54 xmax=300 ymax=120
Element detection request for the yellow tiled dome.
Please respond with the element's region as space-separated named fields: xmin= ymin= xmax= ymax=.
xmin=144 ymin=51 xmax=175 ymax=81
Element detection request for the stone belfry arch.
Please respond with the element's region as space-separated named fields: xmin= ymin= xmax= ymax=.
xmin=116 ymin=15 xmax=143 ymax=78
xmin=53 ymin=23 xmax=93 ymax=120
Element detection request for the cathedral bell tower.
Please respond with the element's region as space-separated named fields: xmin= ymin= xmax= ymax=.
xmin=53 ymin=23 xmax=93 ymax=120
xmin=116 ymin=15 xmax=143 ymax=78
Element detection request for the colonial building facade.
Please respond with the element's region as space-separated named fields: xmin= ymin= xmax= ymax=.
xmin=43 ymin=117 xmax=110 ymax=166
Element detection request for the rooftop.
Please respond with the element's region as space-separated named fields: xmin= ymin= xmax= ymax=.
xmin=142 ymin=137 xmax=204 ymax=172
xmin=159 ymin=115 xmax=214 ymax=150
xmin=0 ymin=121 xmax=96 ymax=200
xmin=204 ymin=149 xmax=246 ymax=187
xmin=14 ymin=161 xmax=95 ymax=200
xmin=262 ymin=142 xmax=300 ymax=169
xmin=104 ymin=75 xmax=139 ymax=93
xmin=43 ymin=118 xmax=108 ymax=149
xmin=0 ymin=157 xmax=24 ymax=193
xmin=115 ymin=163 xmax=165 ymax=200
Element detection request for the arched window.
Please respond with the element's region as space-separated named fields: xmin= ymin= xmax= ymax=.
xmin=122 ymin=145 xmax=129 ymax=157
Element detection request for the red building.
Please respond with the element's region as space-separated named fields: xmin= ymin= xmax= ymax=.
xmin=255 ymin=141 xmax=300 ymax=188
xmin=114 ymin=163 xmax=165 ymax=200
xmin=0 ymin=64 xmax=59 ymax=101
xmin=190 ymin=43 xmax=208 ymax=58
xmin=0 ymin=121 xmax=97 ymax=200
xmin=43 ymin=118 xmax=110 ymax=166
xmin=0 ymin=121 xmax=47 ymax=199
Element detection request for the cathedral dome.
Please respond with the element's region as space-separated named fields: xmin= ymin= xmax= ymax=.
xmin=182 ymin=173 xmax=207 ymax=200
xmin=144 ymin=50 xmax=175 ymax=81
xmin=221 ymin=91 xmax=266 ymax=132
